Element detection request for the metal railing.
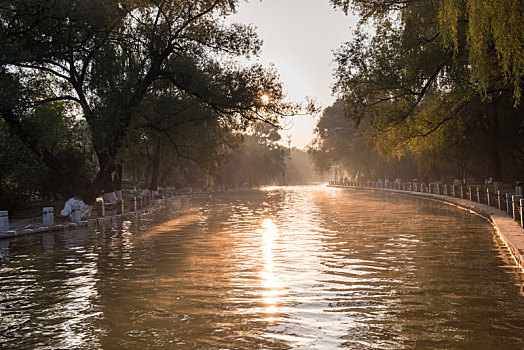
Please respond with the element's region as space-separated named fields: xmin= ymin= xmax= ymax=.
xmin=329 ymin=180 xmax=524 ymax=227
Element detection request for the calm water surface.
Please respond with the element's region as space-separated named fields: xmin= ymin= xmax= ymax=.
xmin=1 ymin=186 xmax=523 ymax=349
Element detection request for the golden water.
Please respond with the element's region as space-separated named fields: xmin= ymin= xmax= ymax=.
xmin=1 ymin=186 xmax=523 ymax=349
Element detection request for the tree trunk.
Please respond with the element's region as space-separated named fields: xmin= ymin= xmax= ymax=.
xmin=1 ymin=107 xmax=93 ymax=193
xmin=102 ymin=158 xmax=115 ymax=194
xmin=78 ymin=166 xmax=114 ymax=204
xmin=489 ymin=101 xmax=503 ymax=182
xmin=149 ymin=138 xmax=161 ymax=191
xmin=143 ymin=162 xmax=151 ymax=190
xmin=159 ymin=164 xmax=174 ymax=187
xmin=113 ymin=164 xmax=123 ymax=191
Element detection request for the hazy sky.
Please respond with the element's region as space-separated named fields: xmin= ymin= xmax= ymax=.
xmin=230 ymin=0 xmax=359 ymax=148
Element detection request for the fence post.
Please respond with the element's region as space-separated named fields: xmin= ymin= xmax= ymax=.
xmin=96 ymin=201 xmax=105 ymax=217
xmin=71 ymin=203 xmax=81 ymax=223
xmin=436 ymin=183 xmax=441 ymax=195
xmin=506 ymin=193 xmax=513 ymax=216
xmin=43 ymin=207 xmax=54 ymax=226
xmin=520 ymin=199 xmax=524 ymax=228
xmin=469 ymin=187 xmax=473 ymax=202
xmin=512 ymin=195 xmax=522 ymax=221
xmin=476 ymin=187 xmax=482 ymax=203
xmin=116 ymin=199 xmax=124 ymax=214
xmin=0 ymin=211 xmax=9 ymax=231
xmin=498 ymin=190 xmax=505 ymax=211
xmin=460 ymin=186 xmax=465 ymax=199
xmin=486 ymin=188 xmax=491 ymax=206
xmin=130 ymin=197 xmax=137 ymax=212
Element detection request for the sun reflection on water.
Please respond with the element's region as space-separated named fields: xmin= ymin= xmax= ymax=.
xmin=258 ymin=218 xmax=285 ymax=323
xmin=260 ymin=186 xmax=281 ymax=192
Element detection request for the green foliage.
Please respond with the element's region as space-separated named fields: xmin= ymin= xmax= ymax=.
xmin=217 ymin=123 xmax=288 ymax=188
xmin=439 ymin=0 xmax=524 ymax=104
xmin=0 ymin=103 xmax=94 ymax=209
xmin=332 ymin=0 xmax=524 ymax=104
xmin=309 ymin=101 xmax=418 ymax=181
xmin=331 ymin=0 xmax=524 ymax=182
xmin=0 ymin=0 xmax=298 ymax=203
xmin=0 ymin=124 xmax=44 ymax=209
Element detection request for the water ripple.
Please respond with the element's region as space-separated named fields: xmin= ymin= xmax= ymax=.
xmin=0 ymin=186 xmax=523 ymax=349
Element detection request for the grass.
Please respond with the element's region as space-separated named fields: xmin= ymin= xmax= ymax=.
xmin=10 ymin=199 xmax=67 ymax=220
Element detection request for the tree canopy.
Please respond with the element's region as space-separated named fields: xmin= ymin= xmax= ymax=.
xmin=330 ymin=0 xmax=524 ymax=184
xmin=0 ymin=0 xmax=298 ymax=206
xmin=332 ymin=0 xmax=524 ymax=103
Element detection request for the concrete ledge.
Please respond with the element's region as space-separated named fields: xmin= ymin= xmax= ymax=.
xmin=330 ymin=185 xmax=524 ymax=272
xmin=0 ymin=198 xmax=174 ymax=240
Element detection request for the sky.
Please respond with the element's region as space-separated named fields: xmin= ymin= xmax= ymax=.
xmin=229 ymin=0 xmax=359 ymax=148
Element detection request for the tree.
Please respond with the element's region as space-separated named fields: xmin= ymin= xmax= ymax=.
xmin=309 ymin=101 xmax=417 ymax=181
xmin=132 ymin=91 xmax=244 ymax=191
xmin=331 ymin=0 xmax=524 ymax=183
xmin=0 ymin=101 xmax=94 ymax=210
xmin=332 ymin=0 xmax=524 ymax=103
xmin=439 ymin=0 xmax=524 ymax=104
xmin=0 ymin=0 xmax=296 ymax=205
xmin=216 ymin=123 xmax=288 ymax=188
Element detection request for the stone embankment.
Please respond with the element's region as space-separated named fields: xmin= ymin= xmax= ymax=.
xmin=329 ymin=180 xmax=524 ymax=273
xmin=0 ymin=191 xmax=198 ymax=240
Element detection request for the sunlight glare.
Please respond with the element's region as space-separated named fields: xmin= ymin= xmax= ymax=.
xmin=261 ymin=186 xmax=280 ymax=192
xmin=261 ymin=94 xmax=270 ymax=104
xmin=257 ymin=218 xmax=284 ymax=323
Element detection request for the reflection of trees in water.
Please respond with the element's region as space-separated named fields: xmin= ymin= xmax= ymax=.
xmin=313 ymin=189 xmax=524 ymax=347
xmin=1 ymin=188 xmax=523 ymax=348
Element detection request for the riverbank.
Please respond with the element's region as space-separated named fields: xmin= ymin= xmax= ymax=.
xmin=0 ymin=192 xmax=211 ymax=240
xmin=329 ymin=184 xmax=524 ymax=273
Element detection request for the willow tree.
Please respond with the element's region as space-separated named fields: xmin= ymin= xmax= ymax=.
xmin=331 ymin=0 xmax=524 ymax=183
xmin=0 ymin=0 xmax=294 ymax=204
xmin=439 ymin=0 xmax=524 ymax=104
xmin=332 ymin=0 xmax=524 ymax=103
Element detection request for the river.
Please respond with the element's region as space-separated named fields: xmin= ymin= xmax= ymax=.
xmin=1 ymin=186 xmax=523 ymax=349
